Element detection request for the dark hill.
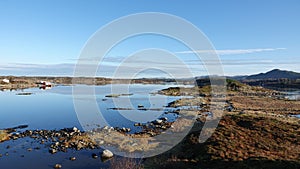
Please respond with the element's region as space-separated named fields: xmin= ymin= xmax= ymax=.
xmin=246 ymin=69 xmax=300 ymax=80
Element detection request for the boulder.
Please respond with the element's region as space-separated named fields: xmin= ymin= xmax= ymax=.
xmin=154 ymin=119 xmax=163 ymax=124
xmin=102 ymin=149 xmax=113 ymax=158
xmin=54 ymin=164 xmax=62 ymax=169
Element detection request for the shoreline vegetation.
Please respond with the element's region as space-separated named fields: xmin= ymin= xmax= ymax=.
xmin=0 ymin=77 xmax=299 ymax=168
xmin=146 ymin=79 xmax=300 ymax=169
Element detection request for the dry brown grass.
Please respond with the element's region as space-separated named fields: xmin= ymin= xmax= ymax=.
xmin=0 ymin=130 xmax=10 ymax=142
xmin=230 ymin=95 xmax=300 ymax=115
xmin=89 ymin=130 xmax=159 ymax=153
xmin=170 ymin=117 xmax=195 ymax=133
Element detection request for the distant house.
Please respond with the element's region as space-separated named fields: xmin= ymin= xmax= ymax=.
xmin=37 ymin=81 xmax=52 ymax=87
xmin=2 ymin=79 xmax=10 ymax=84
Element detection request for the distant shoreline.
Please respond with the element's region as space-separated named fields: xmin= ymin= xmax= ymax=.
xmin=0 ymin=76 xmax=195 ymax=90
xmin=1 ymin=72 xmax=300 ymax=91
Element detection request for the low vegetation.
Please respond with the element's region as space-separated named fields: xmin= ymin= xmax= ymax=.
xmin=145 ymin=79 xmax=300 ymax=169
xmin=0 ymin=130 xmax=10 ymax=142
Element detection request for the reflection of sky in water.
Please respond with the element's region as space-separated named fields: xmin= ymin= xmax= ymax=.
xmin=292 ymin=114 xmax=300 ymax=118
xmin=0 ymin=84 xmax=188 ymax=131
xmin=0 ymin=87 xmax=78 ymax=130
xmin=284 ymin=91 xmax=300 ymax=101
xmin=283 ymin=91 xmax=300 ymax=118
xmin=0 ymin=136 xmax=110 ymax=169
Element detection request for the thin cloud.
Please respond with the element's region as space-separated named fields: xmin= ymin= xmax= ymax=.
xmin=2 ymin=56 xmax=300 ymax=77
xmin=176 ymin=48 xmax=286 ymax=55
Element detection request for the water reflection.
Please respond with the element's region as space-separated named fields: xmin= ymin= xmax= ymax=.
xmin=0 ymin=84 xmax=188 ymax=130
xmin=284 ymin=91 xmax=300 ymax=100
xmin=39 ymin=86 xmax=52 ymax=90
xmin=0 ymin=84 xmax=190 ymax=168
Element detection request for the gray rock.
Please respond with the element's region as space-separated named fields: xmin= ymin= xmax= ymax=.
xmin=49 ymin=148 xmax=57 ymax=154
xmin=102 ymin=149 xmax=113 ymax=158
xmin=121 ymin=127 xmax=131 ymax=132
xmin=160 ymin=117 xmax=168 ymax=121
xmin=72 ymin=127 xmax=80 ymax=133
xmin=69 ymin=157 xmax=76 ymax=161
xmin=54 ymin=164 xmax=62 ymax=169
xmin=92 ymin=153 xmax=98 ymax=159
xmin=154 ymin=119 xmax=163 ymax=124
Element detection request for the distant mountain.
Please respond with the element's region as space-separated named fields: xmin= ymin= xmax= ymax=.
xmin=245 ymin=69 xmax=300 ymax=80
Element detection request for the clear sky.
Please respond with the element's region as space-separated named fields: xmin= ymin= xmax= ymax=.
xmin=0 ymin=0 xmax=299 ymax=77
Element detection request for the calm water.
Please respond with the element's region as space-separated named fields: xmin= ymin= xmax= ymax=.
xmin=0 ymin=84 xmax=185 ymax=130
xmin=284 ymin=90 xmax=300 ymax=101
xmin=0 ymin=84 xmax=189 ymax=169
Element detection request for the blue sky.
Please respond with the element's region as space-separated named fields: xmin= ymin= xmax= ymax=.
xmin=0 ymin=0 xmax=299 ymax=77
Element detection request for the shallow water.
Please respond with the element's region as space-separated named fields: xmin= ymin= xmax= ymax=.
xmin=0 ymin=84 xmax=190 ymax=168
xmin=0 ymin=84 xmax=186 ymax=130
xmin=283 ymin=90 xmax=300 ymax=100
xmin=291 ymin=114 xmax=300 ymax=118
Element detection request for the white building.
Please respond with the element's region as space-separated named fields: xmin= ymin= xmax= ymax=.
xmin=2 ymin=79 xmax=10 ymax=83
xmin=38 ymin=81 xmax=52 ymax=86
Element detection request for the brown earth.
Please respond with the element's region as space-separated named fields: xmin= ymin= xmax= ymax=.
xmin=145 ymin=80 xmax=300 ymax=169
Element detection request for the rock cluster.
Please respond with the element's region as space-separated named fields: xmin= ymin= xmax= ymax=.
xmin=8 ymin=127 xmax=99 ymax=153
xmin=133 ymin=117 xmax=172 ymax=137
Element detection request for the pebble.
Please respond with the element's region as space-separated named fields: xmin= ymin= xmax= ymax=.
xmin=69 ymin=157 xmax=76 ymax=161
xmin=54 ymin=164 xmax=62 ymax=169
xmin=134 ymin=123 xmax=142 ymax=126
xmin=159 ymin=117 xmax=168 ymax=121
xmin=92 ymin=153 xmax=98 ymax=159
xmin=49 ymin=148 xmax=57 ymax=154
xmin=154 ymin=119 xmax=163 ymax=124
xmin=121 ymin=127 xmax=131 ymax=132
xmin=72 ymin=127 xmax=78 ymax=132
